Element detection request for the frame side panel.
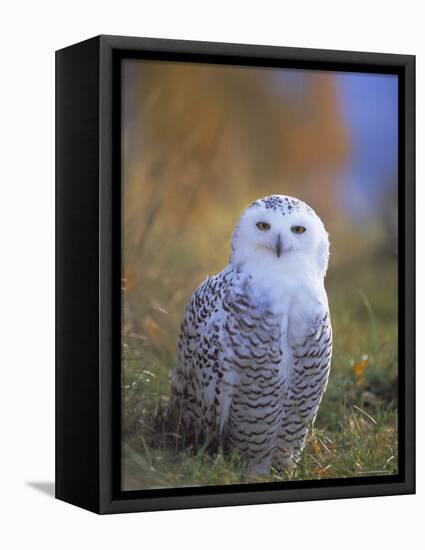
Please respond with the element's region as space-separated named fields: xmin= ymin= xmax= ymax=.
xmin=55 ymin=37 xmax=101 ymax=513
xmin=403 ymin=56 xmax=416 ymax=493
xmin=98 ymin=37 xmax=118 ymax=513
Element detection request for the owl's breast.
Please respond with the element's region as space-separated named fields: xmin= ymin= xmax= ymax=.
xmin=221 ymin=275 xmax=289 ymax=462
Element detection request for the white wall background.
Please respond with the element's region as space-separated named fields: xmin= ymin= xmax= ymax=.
xmin=0 ymin=1 xmax=422 ymax=548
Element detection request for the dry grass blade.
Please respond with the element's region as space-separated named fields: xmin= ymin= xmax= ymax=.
xmin=352 ymin=404 xmax=377 ymax=425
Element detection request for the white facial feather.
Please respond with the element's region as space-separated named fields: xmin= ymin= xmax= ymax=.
xmin=230 ymin=195 xmax=330 ymax=279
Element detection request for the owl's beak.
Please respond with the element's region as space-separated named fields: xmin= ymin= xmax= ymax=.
xmin=275 ymin=234 xmax=282 ymax=258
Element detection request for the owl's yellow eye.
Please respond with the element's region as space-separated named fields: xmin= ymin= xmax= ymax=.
xmin=256 ymin=222 xmax=271 ymax=231
xmin=291 ymin=225 xmax=306 ymax=234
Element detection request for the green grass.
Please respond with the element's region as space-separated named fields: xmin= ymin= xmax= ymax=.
xmin=121 ymin=257 xmax=398 ymax=490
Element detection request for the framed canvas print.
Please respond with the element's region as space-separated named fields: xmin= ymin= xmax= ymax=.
xmin=56 ymin=35 xmax=415 ymax=514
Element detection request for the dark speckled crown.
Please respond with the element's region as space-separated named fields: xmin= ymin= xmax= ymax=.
xmin=249 ymin=195 xmax=312 ymax=216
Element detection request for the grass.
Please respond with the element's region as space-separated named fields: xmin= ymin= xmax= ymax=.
xmin=121 ymin=255 xmax=398 ymax=490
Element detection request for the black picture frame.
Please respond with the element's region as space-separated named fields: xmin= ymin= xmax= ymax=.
xmin=56 ymin=35 xmax=415 ymax=514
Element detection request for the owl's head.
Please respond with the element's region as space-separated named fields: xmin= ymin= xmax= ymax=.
xmin=230 ymin=195 xmax=330 ymax=278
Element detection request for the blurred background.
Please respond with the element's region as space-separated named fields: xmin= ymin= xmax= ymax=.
xmin=121 ymin=59 xmax=398 ymax=490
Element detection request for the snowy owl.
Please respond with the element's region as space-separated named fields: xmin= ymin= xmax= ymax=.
xmin=169 ymin=195 xmax=332 ymax=473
